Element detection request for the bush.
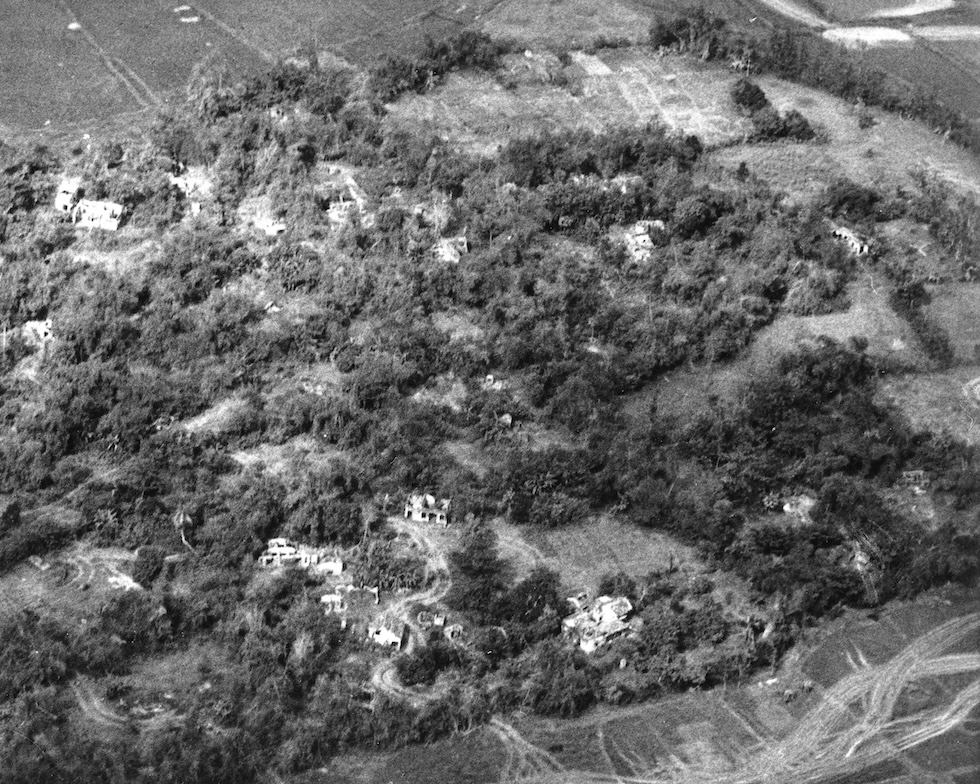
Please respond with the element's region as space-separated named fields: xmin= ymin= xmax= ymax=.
xmin=731 ymin=78 xmax=769 ymax=114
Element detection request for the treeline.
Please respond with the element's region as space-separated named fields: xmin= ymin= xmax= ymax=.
xmin=650 ymin=7 xmax=980 ymax=152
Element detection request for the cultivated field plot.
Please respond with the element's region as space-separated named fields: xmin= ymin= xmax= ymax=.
xmin=758 ymin=278 xmax=921 ymax=358
xmin=389 ymin=50 xmax=753 ymax=155
xmin=482 ymin=0 xmax=655 ymax=48
xmin=863 ymin=43 xmax=980 ymax=121
xmin=0 ymin=1 xmax=139 ymax=129
xmin=200 ymin=0 xmax=475 ymax=65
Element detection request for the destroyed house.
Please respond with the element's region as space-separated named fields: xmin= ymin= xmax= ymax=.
xmin=433 ymin=236 xmax=469 ymax=264
xmin=404 ymin=494 xmax=451 ymax=526
xmin=562 ymin=595 xmax=634 ymax=654
xmin=832 ymin=226 xmax=869 ymax=256
xmin=54 ymin=178 xmax=82 ymax=213
xmin=257 ymin=538 xmax=343 ymax=571
xmin=71 ymin=199 xmax=124 ymax=231
xmin=367 ymin=622 xmax=409 ymax=651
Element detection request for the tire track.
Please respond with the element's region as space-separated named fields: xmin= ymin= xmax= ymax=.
xmin=504 ymin=612 xmax=980 ymax=784
xmin=49 ymin=0 xmax=161 ymax=108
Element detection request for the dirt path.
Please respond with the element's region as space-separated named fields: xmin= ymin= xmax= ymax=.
xmin=368 ymin=517 xmax=454 ymax=707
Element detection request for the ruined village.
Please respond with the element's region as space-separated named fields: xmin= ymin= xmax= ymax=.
xmin=0 ymin=6 xmax=978 ymax=784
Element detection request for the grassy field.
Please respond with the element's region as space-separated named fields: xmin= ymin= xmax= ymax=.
xmin=533 ymin=514 xmax=700 ymax=590
xmin=389 ymin=49 xmax=753 ymax=155
xmin=0 ymin=1 xmax=140 ymax=129
xmin=922 ymin=283 xmax=980 ymax=363
xmin=880 ymin=366 xmax=980 ymax=446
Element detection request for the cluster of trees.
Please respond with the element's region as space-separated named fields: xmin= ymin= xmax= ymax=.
xmin=730 ymin=78 xmax=816 ymax=142
xmin=370 ymin=31 xmax=508 ymax=101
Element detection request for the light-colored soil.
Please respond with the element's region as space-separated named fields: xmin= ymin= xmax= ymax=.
xmin=823 ymin=27 xmax=914 ymax=46
xmin=182 ymin=395 xmax=250 ymax=435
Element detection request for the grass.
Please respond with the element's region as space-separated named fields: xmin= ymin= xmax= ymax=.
xmin=533 ymin=514 xmax=699 ymax=590
xmin=922 ymin=283 xmax=980 ymax=363
xmin=880 ymin=365 xmax=980 ymax=446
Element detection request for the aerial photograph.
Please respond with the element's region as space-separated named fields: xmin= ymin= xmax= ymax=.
xmin=0 ymin=0 xmax=978 ymax=782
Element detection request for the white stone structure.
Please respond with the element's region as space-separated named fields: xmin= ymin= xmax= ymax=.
xmin=562 ymin=595 xmax=634 ymax=654
xmin=71 ymin=199 xmax=124 ymax=231
xmin=404 ymin=494 xmax=451 ymax=527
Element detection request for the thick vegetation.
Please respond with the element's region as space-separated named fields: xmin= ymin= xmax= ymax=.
xmin=0 ymin=26 xmax=977 ymax=783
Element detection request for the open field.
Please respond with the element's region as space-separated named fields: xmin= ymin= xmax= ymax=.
xmin=923 ymin=283 xmax=980 ymax=363
xmin=880 ymin=365 xmax=980 ymax=446
xmin=533 ymin=514 xmax=700 ymax=591
xmin=863 ymin=41 xmax=980 ymax=121
xmin=0 ymin=1 xmax=141 ymax=128
xmin=0 ymin=0 xmax=477 ymax=132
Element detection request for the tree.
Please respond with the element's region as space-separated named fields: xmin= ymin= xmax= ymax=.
xmin=731 ymin=78 xmax=769 ymax=114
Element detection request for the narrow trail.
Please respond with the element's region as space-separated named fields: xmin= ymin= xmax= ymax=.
xmin=497 ymin=612 xmax=980 ymax=784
